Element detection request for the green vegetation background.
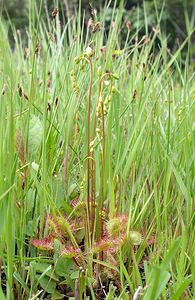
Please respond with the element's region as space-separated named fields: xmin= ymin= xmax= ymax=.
xmin=0 ymin=0 xmax=194 ymax=55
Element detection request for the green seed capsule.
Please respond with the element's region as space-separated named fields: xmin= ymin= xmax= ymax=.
xmin=97 ymin=66 xmax=102 ymax=77
xmin=129 ymin=231 xmax=142 ymax=245
xmin=74 ymin=56 xmax=81 ymax=64
xmin=70 ymin=69 xmax=74 ymax=76
xmin=107 ymin=95 xmax=112 ymax=102
xmin=80 ymin=62 xmax=85 ymax=70
xmin=112 ymin=86 xmax=116 ymax=94
xmin=90 ymin=139 xmax=96 ymax=148
xmin=96 ymin=110 xmax=101 ymax=117
xmin=98 ymin=96 xmax=103 ymax=103
xmin=104 ymin=102 xmax=109 ymax=110
xmin=112 ymin=73 xmax=119 ymax=80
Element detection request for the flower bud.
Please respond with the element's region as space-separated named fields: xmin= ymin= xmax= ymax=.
xmin=84 ymin=46 xmax=93 ymax=58
xmin=104 ymin=80 xmax=110 ymax=86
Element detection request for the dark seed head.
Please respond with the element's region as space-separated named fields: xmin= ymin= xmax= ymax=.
xmin=125 ymin=20 xmax=131 ymax=31
xmin=55 ymin=97 xmax=59 ymax=106
xmin=133 ymin=90 xmax=137 ymax=99
xmin=92 ymin=22 xmax=101 ymax=33
xmin=47 ymin=102 xmax=51 ymax=111
xmin=18 ymin=84 xmax=23 ymax=97
xmin=23 ymin=93 xmax=29 ymax=101
xmin=1 ymin=83 xmax=6 ymax=96
xmin=51 ymin=8 xmax=58 ymax=19
xmin=35 ymin=42 xmax=40 ymax=54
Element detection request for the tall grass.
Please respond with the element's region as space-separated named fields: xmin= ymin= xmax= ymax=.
xmin=0 ymin=1 xmax=194 ymax=299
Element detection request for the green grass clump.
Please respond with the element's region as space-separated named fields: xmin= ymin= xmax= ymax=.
xmin=0 ymin=1 xmax=194 ymax=299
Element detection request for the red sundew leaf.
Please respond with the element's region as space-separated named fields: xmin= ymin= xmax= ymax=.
xmin=47 ymin=215 xmax=62 ymax=237
xmin=141 ymin=228 xmax=156 ymax=246
xmin=71 ymin=196 xmax=80 ymax=207
xmin=112 ymin=233 xmax=126 ymax=245
xmin=148 ymin=235 xmax=155 ymax=246
xmin=92 ymin=238 xmax=114 ymax=254
xmin=120 ymin=214 xmax=128 ymax=223
xmin=55 ymin=216 xmax=72 ymax=235
xmin=61 ymin=246 xmax=81 ymax=258
xmin=106 ymin=214 xmax=128 ymax=237
xmin=51 ymin=8 xmax=58 ymax=19
xmin=31 ymin=236 xmax=54 ymax=251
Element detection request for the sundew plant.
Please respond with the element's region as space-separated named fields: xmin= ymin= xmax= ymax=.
xmin=0 ymin=0 xmax=195 ymax=299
